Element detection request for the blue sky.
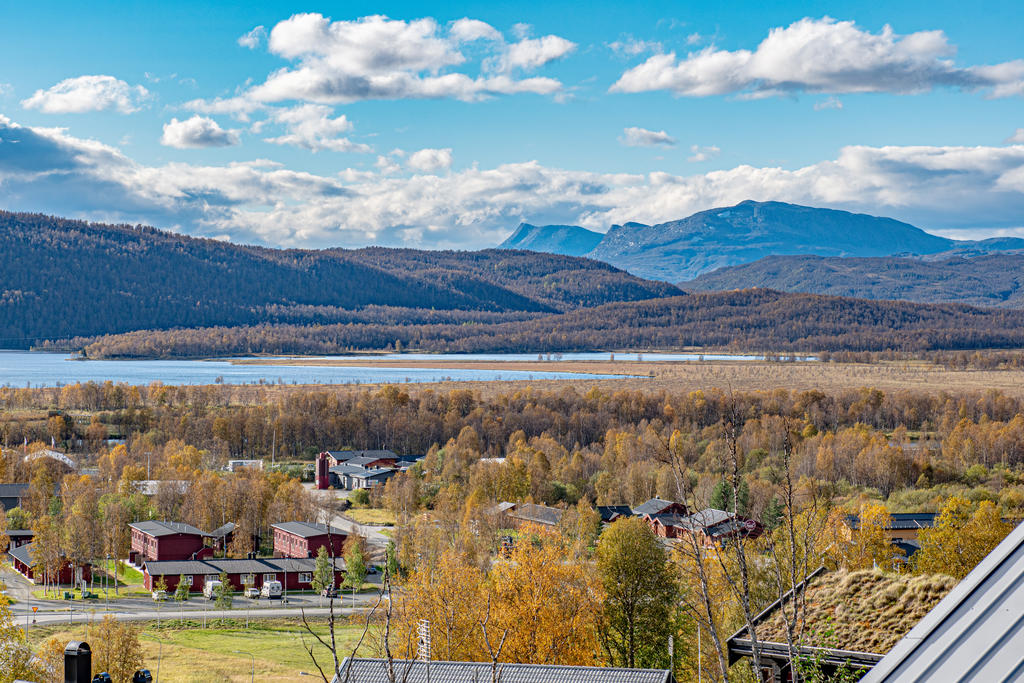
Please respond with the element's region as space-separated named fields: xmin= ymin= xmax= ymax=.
xmin=1 ymin=0 xmax=1023 ymax=249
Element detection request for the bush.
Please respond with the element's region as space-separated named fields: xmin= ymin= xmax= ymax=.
xmin=349 ymin=488 xmax=370 ymax=507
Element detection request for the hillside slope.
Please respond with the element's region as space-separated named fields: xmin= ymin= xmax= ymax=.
xmin=74 ymin=288 xmax=1024 ymax=358
xmin=685 ymin=253 xmax=1024 ymax=308
xmin=0 ymin=211 xmax=680 ymax=346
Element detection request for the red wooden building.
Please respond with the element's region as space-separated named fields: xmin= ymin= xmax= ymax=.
xmin=129 ymin=520 xmax=212 ymax=563
xmin=142 ymin=556 xmax=346 ymax=593
xmin=272 ymin=521 xmax=347 ymax=558
xmin=9 ymin=542 xmax=92 ymax=586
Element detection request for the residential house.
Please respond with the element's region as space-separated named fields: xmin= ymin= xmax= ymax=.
xmin=0 ymin=482 xmax=28 ymax=511
xmin=227 ymin=459 xmax=263 ymax=472
xmin=272 ymin=521 xmax=347 ymax=558
xmin=142 ymin=556 xmax=345 ymax=593
xmin=321 ymin=450 xmax=398 ymax=468
xmin=207 ymin=522 xmax=236 ymax=552
xmin=862 ymin=521 xmax=1024 ymax=682
xmin=9 ymin=542 xmax=92 ymax=586
xmin=328 ymin=464 xmax=396 ymax=490
xmin=647 ymin=508 xmax=764 ymax=546
xmin=632 ymin=498 xmax=688 ymax=518
xmin=503 ymin=502 xmax=564 ymax=528
xmin=597 ymin=505 xmax=633 ymax=524
xmin=6 ymin=528 xmax=34 ymax=549
xmin=129 ymin=520 xmax=210 ymax=563
xmin=334 ymin=659 xmax=676 ymax=683
xmin=727 ymin=567 xmax=957 ymax=682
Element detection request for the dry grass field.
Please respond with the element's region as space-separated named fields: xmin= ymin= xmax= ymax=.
xmin=236 ymin=357 xmax=1024 ymax=398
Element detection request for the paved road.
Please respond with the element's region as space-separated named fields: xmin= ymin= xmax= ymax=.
xmin=302 ymin=483 xmax=392 ymax=551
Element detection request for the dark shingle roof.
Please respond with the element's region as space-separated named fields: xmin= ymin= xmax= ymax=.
xmin=632 ymin=498 xmax=678 ymax=517
xmin=334 ymin=659 xmax=674 ymax=683
xmin=271 ymin=521 xmax=345 ymax=538
xmin=129 ymin=520 xmax=207 ymax=537
xmin=0 ymin=483 xmax=29 ymax=497
xmin=597 ymin=505 xmax=633 ymax=522
xmin=845 ymin=512 xmax=937 ymax=531
xmin=327 ymin=449 xmax=397 ymax=462
xmin=863 ymin=521 xmax=1024 ymax=683
xmin=8 ymin=542 xmax=32 ymax=565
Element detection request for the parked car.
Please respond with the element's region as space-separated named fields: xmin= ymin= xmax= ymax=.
xmin=243 ymin=587 xmax=260 ymax=599
xmin=320 ymin=587 xmax=338 ymax=598
xmin=152 ymin=590 xmax=168 ymax=602
xmin=261 ymin=580 xmax=283 ymax=599
xmin=203 ymin=580 xmax=222 ymax=600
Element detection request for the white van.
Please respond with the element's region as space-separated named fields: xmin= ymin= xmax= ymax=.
xmin=260 ymin=580 xmax=283 ymax=599
xmin=203 ymin=579 xmax=222 ymax=600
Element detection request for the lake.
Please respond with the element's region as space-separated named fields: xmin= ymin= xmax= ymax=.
xmin=0 ymin=351 xmax=635 ymax=388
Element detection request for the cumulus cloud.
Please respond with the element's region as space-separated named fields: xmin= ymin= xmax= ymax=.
xmin=261 ymin=104 xmax=371 ymax=153
xmin=503 ymin=35 xmax=577 ymax=70
xmin=189 ymin=14 xmax=570 ymax=109
xmin=611 ymin=17 xmax=1024 ymax=98
xmin=22 ymin=75 xmax=149 ymax=113
xmin=450 ymin=18 xmax=502 ymax=43
xmin=4 ymin=115 xmax=1024 ymax=249
xmin=1007 ymin=128 xmax=1024 ymax=144
xmin=238 ymin=25 xmax=267 ymax=49
xmin=688 ymin=145 xmax=721 ymax=162
xmin=407 ymin=148 xmax=453 ymax=172
xmin=160 ymin=115 xmax=240 ymax=148
xmin=620 ymin=126 xmax=676 ymax=147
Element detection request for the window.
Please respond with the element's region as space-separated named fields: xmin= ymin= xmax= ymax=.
xmin=241 ymin=574 xmax=255 ymax=586
xmin=263 ymin=573 xmax=277 ymax=582
xmin=182 ymin=575 xmax=193 ymax=586
xmin=298 ymin=573 xmax=312 ymax=583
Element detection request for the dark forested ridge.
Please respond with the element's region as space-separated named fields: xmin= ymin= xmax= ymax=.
xmin=685 ymin=253 xmax=1024 ymax=308
xmin=67 ymin=289 xmax=1024 ymax=358
xmin=0 ymin=211 xmax=680 ymax=346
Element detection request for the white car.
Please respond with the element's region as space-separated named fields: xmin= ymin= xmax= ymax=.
xmin=152 ymin=590 xmax=168 ymax=601
xmin=243 ymin=587 xmax=260 ymax=599
xmin=260 ymin=580 xmax=283 ymax=599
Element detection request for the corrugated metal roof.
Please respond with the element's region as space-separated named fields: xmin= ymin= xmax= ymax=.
xmin=509 ymin=503 xmax=563 ymax=526
xmin=129 ymin=520 xmax=207 ymax=537
xmin=862 ymin=521 xmax=1024 ymax=683
xmin=334 ymin=659 xmax=673 ymax=683
xmin=144 ymin=556 xmax=345 ymax=576
xmin=271 ymin=521 xmax=345 ymax=538
xmin=632 ymin=498 xmax=679 ymax=516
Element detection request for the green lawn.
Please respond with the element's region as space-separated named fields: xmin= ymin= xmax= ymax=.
xmin=28 ymin=618 xmax=376 ymax=682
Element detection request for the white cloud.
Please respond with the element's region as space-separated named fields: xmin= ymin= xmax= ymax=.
xmin=183 ymin=96 xmax=266 ymax=122
xmin=503 ymin=35 xmax=577 ymax=71
xmin=450 ymin=18 xmax=502 ymax=43
xmin=262 ymin=104 xmax=371 ymax=153
xmin=160 ymin=115 xmax=240 ymax=148
xmin=5 ymin=115 xmax=1024 ymax=250
xmin=0 ymin=83 xmax=11 ymax=96
xmin=202 ymin=13 xmax=571 ymax=105
xmin=611 ymin=17 xmax=1024 ymax=98
xmin=1007 ymin=128 xmax=1024 ymax=144
xmin=608 ymin=38 xmax=661 ymax=57
xmin=620 ymin=126 xmax=676 ymax=147
xmin=688 ymin=145 xmax=721 ymax=162
xmin=407 ymin=148 xmax=453 ymax=172
xmin=238 ymin=25 xmax=267 ymax=49
xmin=686 ymin=32 xmax=703 ymax=46
xmin=22 ymin=75 xmax=149 ymax=113
xmin=814 ymin=96 xmax=844 ymax=110
xmin=511 ymin=23 xmax=532 ymax=40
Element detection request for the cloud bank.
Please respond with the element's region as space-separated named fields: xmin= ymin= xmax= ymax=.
xmin=612 ymin=17 xmax=1024 ymax=98
xmin=2 ymin=115 xmax=1024 ymax=250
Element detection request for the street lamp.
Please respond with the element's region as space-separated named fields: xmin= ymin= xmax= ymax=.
xmin=234 ymin=650 xmax=255 ymax=683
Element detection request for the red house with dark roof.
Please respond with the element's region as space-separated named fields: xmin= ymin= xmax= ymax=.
xmin=10 ymin=542 xmax=92 ymax=586
xmin=130 ymin=520 xmax=212 ymax=563
xmin=272 ymin=522 xmax=347 ymax=558
xmin=142 ymin=556 xmax=346 ymax=593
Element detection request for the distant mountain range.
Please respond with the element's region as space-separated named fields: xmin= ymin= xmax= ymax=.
xmin=498 ymin=200 xmax=1024 ymax=306
xmin=685 ymin=253 xmax=1024 ymax=308
xmin=499 ymin=223 xmax=603 ymax=257
xmin=0 ymin=211 xmax=679 ymax=346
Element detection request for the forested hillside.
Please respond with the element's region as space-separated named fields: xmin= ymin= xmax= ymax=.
xmin=685 ymin=253 xmax=1024 ymax=308
xmin=0 ymin=211 xmax=679 ymax=346
xmin=65 ymin=289 xmax=1024 ymax=358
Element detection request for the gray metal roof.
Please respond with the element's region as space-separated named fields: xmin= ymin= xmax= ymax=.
xmin=862 ymin=521 xmax=1024 ymax=683
xmin=845 ymin=513 xmax=937 ymax=531
xmin=334 ymin=659 xmax=674 ymax=683
xmin=345 ymin=455 xmax=396 ymax=467
xmin=271 ymin=521 xmax=345 ymax=538
xmin=129 ymin=520 xmax=207 ymax=537
xmin=209 ymin=522 xmax=236 ymax=538
xmin=8 ymin=542 xmax=32 ymax=566
xmin=509 ymin=503 xmax=563 ymax=526
xmin=327 ymin=450 xmax=397 ymax=461
xmin=0 ymin=483 xmax=29 ymax=497
xmin=632 ymin=498 xmax=679 ymax=517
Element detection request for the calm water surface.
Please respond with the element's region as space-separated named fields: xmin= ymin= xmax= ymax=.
xmin=0 ymin=351 xmax=634 ymax=387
